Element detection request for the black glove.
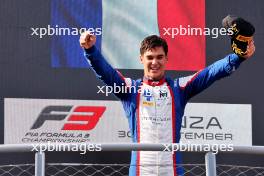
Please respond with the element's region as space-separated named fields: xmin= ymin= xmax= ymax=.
xmin=222 ymin=15 xmax=255 ymax=56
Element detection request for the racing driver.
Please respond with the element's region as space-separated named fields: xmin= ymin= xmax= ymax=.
xmin=79 ymin=16 xmax=255 ymax=176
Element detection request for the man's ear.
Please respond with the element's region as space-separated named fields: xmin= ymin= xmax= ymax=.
xmin=140 ymin=55 xmax=143 ymax=64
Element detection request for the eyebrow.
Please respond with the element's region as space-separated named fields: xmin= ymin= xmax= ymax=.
xmin=146 ymin=54 xmax=165 ymax=57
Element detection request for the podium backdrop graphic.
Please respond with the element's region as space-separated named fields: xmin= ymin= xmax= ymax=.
xmin=51 ymin=0 xmax=205 ymax=71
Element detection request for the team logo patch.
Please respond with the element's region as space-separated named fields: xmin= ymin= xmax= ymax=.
xmin=142 ymin=101 xmax=154 ymax=106
xmin=143 ymin=89 xmax=152 ymax=101
xmin=159 ymin=90 xmax=168 ymax=98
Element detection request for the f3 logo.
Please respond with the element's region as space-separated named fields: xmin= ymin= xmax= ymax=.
xmin=31 ymin=106 xmax=106 ymax=131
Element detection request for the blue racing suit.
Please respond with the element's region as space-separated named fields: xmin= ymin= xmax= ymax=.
xmin=84 ymin=46 xmax=243 ymax=176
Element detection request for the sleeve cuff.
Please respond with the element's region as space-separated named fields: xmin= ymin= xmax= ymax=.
xmin=84 ymin=45 xmax=96 ymax=55
xmin=229 ymin=53 xmax=245 ymax=65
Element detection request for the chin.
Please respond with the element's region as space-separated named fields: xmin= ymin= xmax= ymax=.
xmin=150 ymin=74 xmax=162 ymax=80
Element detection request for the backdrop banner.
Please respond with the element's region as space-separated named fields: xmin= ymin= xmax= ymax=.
xmin=4 ymin=98 xmax=252 ymax=145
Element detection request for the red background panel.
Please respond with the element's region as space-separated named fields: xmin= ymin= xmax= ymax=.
xmin=158 ymin=0 xmax=205 ymax=71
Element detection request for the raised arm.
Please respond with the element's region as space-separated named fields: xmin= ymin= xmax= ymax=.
xmin=80 ymin=31 xmax=130 ymax=99
xmin=180 ymin=40 xmax=255 ymax=101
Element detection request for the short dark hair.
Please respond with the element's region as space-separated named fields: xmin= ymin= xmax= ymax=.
xmin=140 ymin=35 xmax=168 ymax=56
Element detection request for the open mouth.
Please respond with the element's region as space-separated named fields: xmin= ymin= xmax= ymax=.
xmin=150 ymin=67 xmax=160 ymax=72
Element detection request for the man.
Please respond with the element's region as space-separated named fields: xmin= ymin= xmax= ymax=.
xmin=79 ymin=17 xmax=255 ymax=176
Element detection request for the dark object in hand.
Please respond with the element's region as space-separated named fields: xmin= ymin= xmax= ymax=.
xmin=222 ymin=15 xmax=255 ymax=56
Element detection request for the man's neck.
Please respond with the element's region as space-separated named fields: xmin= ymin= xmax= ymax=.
xmin=143 ymin=76 xmax=165 ymax=86
xmin=143 ymin=75 xmax=165 ymax=81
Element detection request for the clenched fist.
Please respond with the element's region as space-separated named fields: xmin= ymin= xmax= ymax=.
xmin=79 ymin=31 xmax=96 ymax=49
